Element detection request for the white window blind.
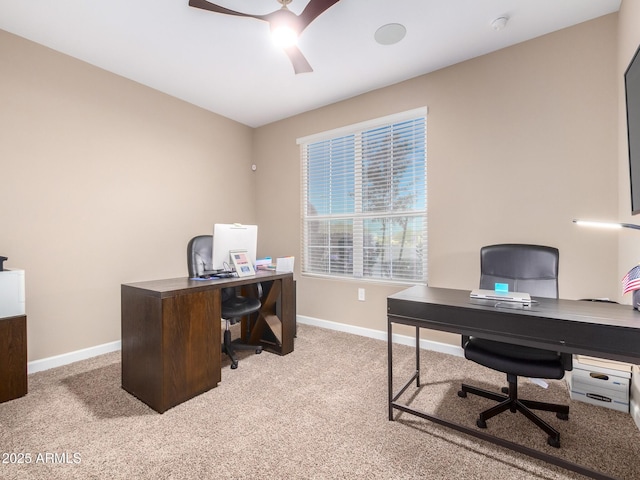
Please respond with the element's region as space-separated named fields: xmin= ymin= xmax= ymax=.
xmin=299 ymin=109 xmax=427 ymax=282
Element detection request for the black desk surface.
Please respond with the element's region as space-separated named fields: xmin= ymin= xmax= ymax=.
xmin=388 ymin=285 xmax=640 ymax=365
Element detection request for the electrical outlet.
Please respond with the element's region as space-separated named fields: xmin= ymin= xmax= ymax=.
xmin=358 ymin=288 xmax=365 ymax=301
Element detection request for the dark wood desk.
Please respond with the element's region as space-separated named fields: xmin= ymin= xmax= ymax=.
xmin=387 ymin=286 xmax=640 ymax=480
xmin=121 ymin=271 xmax=295 ymax=413
xmin=0 ymin=314 xmax=27 ymax=403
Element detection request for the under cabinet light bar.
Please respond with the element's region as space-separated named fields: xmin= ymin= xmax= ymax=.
xmin=573 ymin=219 xmax=640 ymax=231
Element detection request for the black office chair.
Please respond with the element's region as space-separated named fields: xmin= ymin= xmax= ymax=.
xmin=457 ymin=244 xmax=571 ymax=448
xmin=187 ymin=235 xmax=262 ymax=369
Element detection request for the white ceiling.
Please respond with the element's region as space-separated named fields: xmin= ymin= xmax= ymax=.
xmin=0 ymin=0 xmax=622 ymax=127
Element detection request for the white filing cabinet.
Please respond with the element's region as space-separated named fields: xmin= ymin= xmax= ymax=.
xmin=0 ymin=269 xmax=25 ymax=318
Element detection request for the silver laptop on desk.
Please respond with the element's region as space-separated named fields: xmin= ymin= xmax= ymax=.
xmin=470 ymin=289 xmax=531 ymax=305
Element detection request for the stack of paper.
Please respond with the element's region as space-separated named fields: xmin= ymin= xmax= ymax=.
xmin=276 ymin=256 xmax=295 ymax=273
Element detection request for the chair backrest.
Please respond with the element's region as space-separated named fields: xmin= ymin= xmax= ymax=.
xmin=187 ymin=235 xmax=213 ymax=278
xmin=479 ymin=244 xmax=559 ymax=299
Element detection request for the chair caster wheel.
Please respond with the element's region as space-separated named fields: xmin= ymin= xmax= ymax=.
xmin=501 ymin=387 xmax=509 ymax=394
xmin=256 ymin=347 xmax=262 ymax=354
xmin=547 ymin=437 xmax=561 ymax=448
xmin=231 ymin=362 xmax=238 ymax=369
xmin=556 ymin=412 xmax=569 ymax=421
xmin=457 ymin=390 xmax=467 ymax=398
xmin=476 ymin=418 xmax=487 ymax=429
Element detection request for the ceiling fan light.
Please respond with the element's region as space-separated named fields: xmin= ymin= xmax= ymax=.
xmin=272 ymin=25 xmax=298 ymax=47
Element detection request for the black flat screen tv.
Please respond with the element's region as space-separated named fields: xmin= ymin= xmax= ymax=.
xmin=625 ymin=44 xmax=640 ymax=215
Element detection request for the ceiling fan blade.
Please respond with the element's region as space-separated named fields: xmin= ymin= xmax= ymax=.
xmin=284 ymin=45 xmax=313 ymax=74
xmin=298 ymin=0 xmax=340 ymax=31
xmin=189 ymin=0 xmax=337 ymax=74
xmin=188 ymin=0 xmax=268 ymax=20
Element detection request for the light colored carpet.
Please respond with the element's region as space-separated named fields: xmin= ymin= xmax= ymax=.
xmin=0 ymin=324 xmax=638 ymax=479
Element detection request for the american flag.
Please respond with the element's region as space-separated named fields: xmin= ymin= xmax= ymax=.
xmin=622 ymin=264 xmax=640 ymax=294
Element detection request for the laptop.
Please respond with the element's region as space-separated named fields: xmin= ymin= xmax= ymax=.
xmin=470 ymin=289 xmax=531 ymax=305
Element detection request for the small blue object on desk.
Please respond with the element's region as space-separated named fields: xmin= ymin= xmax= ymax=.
xmin=495 ymin=283 xmax=509 ymax=293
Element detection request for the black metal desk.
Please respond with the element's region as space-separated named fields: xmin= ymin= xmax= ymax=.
xmin=387 ymin=285 xmax=640 ymax=480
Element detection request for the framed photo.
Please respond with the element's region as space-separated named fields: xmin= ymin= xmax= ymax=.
xmin=230 ymin=249 xmax=255 ymax=277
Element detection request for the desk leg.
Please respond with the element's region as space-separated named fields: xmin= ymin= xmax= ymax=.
xmin=415 ymin=326 xmax=420 ymax=388
xmin=388 ymin=318 xmax=394 ymax=420
xmin=388 ymin=320 xmax=422 ymax=421
xmin=248 ymin=277 xmax=294 ymax=355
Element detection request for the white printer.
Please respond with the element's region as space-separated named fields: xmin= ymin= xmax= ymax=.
xmin=0 ymin=269 xmax=25 ymax=318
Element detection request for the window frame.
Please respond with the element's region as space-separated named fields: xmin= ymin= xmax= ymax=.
xmin=298 ymin=108 xmax=428 ymax=285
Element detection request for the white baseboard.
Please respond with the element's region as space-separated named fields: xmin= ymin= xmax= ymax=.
xmin=297 ymin=314 xmax=464 ymax=358
xmin=28 ymin=340 xmax=121 ymax=374
xmin=26 ymin=314 xmax=463 ymax=376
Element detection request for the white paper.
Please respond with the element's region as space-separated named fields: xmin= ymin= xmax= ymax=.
xmin=276 ymin=256 xmax=295 ymax=273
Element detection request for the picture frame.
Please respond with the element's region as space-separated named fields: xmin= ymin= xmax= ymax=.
xmin=230 ymin=249 xmax=255 ymax=277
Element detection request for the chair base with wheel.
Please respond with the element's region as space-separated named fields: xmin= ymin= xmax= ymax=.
xmin=458 ymin=372 xmax=569 ymax=448
xmin=221 ymin=287 xmax=262 ymax=369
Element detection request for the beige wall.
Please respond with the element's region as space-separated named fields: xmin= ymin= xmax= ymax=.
xmin=254 ymin=14 xmax=619 ymax=343
xmin=0 ymin=12 xmax=623 ymax=363
xmin=0 ymin=31 xmax=256 ymax=361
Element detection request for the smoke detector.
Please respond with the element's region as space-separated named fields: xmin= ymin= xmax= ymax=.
xmin=491 ymin=16 xmax=509 ymax=31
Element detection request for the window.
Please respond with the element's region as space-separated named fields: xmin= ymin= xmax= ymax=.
xmin=299 ymin=108 xmax=427 ymax=283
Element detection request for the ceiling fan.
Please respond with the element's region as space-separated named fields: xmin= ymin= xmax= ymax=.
xmin=189 ymin=0 xmax=340 ymax=74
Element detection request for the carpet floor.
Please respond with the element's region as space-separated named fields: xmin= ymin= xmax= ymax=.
xmin=0 ymin=324 xmax=638 ymax=479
